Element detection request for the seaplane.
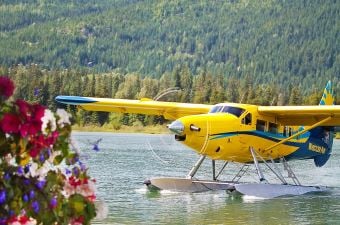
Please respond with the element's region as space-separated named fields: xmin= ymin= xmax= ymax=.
xmin=56 ymin=81 xmax=340 ymax=198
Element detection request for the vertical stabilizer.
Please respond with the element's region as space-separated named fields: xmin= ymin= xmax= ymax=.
xmin=314 ymin=81 xmax=335 ymax=167
xmin=319 ymin=81 xmax=335 ymax=105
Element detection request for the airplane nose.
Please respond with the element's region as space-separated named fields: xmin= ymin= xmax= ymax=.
xmin=168 ymin=120 xmax=184 ymax=135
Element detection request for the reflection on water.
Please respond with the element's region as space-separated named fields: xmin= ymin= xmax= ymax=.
xmin=72 ymin=132 xmax=340 ymax=224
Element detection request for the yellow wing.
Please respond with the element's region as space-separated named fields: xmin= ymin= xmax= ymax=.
xmin=55 ymin=96 xmax=212 ymax=120
xmin=258 ymin=105 xmax=340 ymax=126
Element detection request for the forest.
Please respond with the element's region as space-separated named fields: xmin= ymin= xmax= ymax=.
xmin=2 ymin=65 xmax=339 ymax=128
xmin=0 ymin=0 xmax=339 ymax=127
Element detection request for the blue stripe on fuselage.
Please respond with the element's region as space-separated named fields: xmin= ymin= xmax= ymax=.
xmin=210 ymin=130 xmax=331 ymax=160
xmin=210 ymin=130 xmax=306 ymax=148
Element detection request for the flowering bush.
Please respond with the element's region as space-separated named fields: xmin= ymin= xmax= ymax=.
xmin=0 ymin=76 xmax=96 ymax=224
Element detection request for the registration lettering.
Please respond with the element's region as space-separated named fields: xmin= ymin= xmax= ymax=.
xmin=309 ymin=143 xmax=326 ymax=154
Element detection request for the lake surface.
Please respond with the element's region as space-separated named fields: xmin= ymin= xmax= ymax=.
xmin=72 ymin=132 xmax=340 ymax=225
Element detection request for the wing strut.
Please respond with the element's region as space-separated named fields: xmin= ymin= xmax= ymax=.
xmin=250 ymin=147 xmax=267 ymax=183
xmin=265 ymin=116 xmax=333 ymax=152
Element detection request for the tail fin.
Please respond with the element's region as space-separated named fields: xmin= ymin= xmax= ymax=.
xmin=313 ymin=81 xmax=335 ymax=167
xmin=319 ymin=80 xmax=335 ymax=105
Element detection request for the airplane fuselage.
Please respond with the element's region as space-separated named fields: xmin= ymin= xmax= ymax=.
xmin=169 ymin=103 xmax=333 ymax=165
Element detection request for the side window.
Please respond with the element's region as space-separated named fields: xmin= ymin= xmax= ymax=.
xmin=283 ymin=126 xmax=293 ymax=137
xmin=283 ymin=126 xmax=287 ymax=137
xmin=256 ymin=120 xmax=266 ymax=131
xmin=269 ymin=122 xmax=278 ymax=134
xmin=289 ymin=127 xmax=293 ymax=136
xmin=242 ymin=113 xmax=252 ymax=125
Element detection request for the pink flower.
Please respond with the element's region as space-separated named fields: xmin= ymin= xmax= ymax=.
xmin=16 ymin=100 xmax=31 ymax=120
xmin=0 ymin=76 xmax=15 ymax=99
xmin=70 ymin=216 xmax=84 ymax=225
xmin=8 ymin=215 xmax=37 ymax=225
xmin=16 ymin=100 xmax=45 ymax=137
xmin=45 ymin=131 xmax=59 ymax=146
xmin=24 ymin=120 xmax=42 ymax=137
xmin=32 ymin=120 xmax=43 ymax=134
xmin=29 ymin=146 xmax=40 ymax=158
xmin=0 ymin=113 xmax=21 ymax=133
xmin=32 ymin=104 xmax=45 ymax=121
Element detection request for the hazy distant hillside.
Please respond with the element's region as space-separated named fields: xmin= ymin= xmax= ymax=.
xmin=0 ymin=0 xmax=339 ymax=90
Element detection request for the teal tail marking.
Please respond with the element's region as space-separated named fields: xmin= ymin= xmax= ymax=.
xmin=319 ymin=80 xmax=335 ymax=105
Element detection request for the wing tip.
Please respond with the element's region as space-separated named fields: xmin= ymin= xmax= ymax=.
xmin=55 ymin=96 xmax=97 ymax=105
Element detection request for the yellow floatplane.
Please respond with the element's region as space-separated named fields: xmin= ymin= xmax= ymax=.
xmin=56 ymin=81 xmax=340 ymax=198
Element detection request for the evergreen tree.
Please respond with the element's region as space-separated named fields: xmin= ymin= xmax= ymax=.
xmin=289 ymin=86 xmax=303 ymax=105
xmin=179 ymin=65 xmax=193 ymax=103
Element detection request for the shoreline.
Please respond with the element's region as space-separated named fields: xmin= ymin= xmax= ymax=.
xmin=72 ymin=125 xmax=340 ymax=139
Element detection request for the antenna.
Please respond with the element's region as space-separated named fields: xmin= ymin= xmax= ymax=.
xmin=153 ymin=87 xmax=181 ymax=101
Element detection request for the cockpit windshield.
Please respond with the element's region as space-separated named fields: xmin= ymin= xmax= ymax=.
xmin=209 ymin=105 xmax=223 ymax=113
xmin=209 ymin=105 xmax=245 ymax=117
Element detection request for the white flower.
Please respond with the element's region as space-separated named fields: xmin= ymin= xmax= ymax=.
xmin=56 ymin=108 xmax=71 ymax=128
xmin=28 ymin=162 xmax=38 ymax=177
xmin=41 ymin=109 xmax=56 ymax=135
xmin=4 ymin=153 xmax=13 ymax=164
xmin=29 ymin=162 xmax=53 ymax=179
xmin=48 ymin=150 xmax=61 ymax=163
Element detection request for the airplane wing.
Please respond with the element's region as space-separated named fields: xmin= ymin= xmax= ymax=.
xmin=55 ymin=96 xmax=212 ymax=120
xmin=258 ymin=105 xmax=340 ymax=126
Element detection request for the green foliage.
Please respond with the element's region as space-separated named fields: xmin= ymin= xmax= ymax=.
xmin=0 ymin=0 xmax=338 ymax=87
xmin=0 ymin=0 xmax=339 ymax=127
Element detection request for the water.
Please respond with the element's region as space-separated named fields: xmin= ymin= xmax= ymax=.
xmin=72 ymin=132 xmax=340 ymax=225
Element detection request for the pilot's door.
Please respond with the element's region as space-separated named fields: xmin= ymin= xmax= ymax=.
xmin=239 ymin=113 xmax=252 ymax=145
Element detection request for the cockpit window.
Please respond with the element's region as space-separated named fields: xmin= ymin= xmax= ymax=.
xmin=209 ymin=105 xmax=245 ymax=117
xmin=209 ymin=106 xmax=223 ymax=113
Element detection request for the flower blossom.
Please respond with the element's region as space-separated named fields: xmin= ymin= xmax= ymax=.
xmin=0 ymin=113 xmax=20 ymax=134
xmin=47 ymin=150 xmax=61 ymax=164
xmin=56 ymin=108 xmax=71 ymax=128
xmin=0 ymin=77 xmax=97 ymax=224
xmin=41 ymin=109 xmax=56 ymax=135
xmin=29 ymin=162 xmax=51 ymax=179
xmin=70 ymin=216 xmax=84 ymax=225
xmin=16 ymin=100 xmax=45 ymax=137
xmin=7 ymin=215 xmax=37 ymax=225
xmin=49 ymin=197 xmax=57 ymax=209
xmin=0 ymin=190 xmax=6 ymax=204
xmin=0 ymin=76 xmax=15 ymax=99
xmin=63 ymin=176 xmax=96 ymax=202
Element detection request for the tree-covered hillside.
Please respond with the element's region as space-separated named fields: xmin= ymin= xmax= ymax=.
xmin=0 ymin=0 xmax=339 ymax=92
xmin=2 ymin=64 xmax=339 ymax=128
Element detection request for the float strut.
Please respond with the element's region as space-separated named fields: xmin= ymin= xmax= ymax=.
xmin=187 ymin=155 xmax=206 ymax=179
xmin=212 ymin=160 xmax=216 ymax=181
xmin=215 ymin=161 xmax=228 ymax=180
xmin=250 ymin=147 xmax=267 ymax=183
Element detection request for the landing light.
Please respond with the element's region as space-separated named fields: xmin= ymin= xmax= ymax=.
xmin=190 ymin=124 xmax=201 ymax=132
